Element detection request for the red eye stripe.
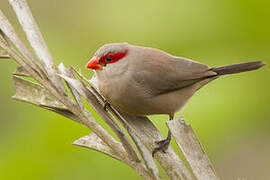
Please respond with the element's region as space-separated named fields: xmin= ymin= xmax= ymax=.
xmin=99 ymin=49 xmax=128 ymax=64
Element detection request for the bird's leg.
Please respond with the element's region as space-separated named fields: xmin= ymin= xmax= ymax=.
xmin=152 ymin=115 xmax=173 ymax=157
xmin=103 ymin=100 xmax=111 ymax=111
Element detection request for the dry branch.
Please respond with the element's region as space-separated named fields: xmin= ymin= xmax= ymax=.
xmin=0 ymin=49 xmax=9 ymax=58
xmin=9 ymin=0 xmax=66 ymax=92
xmin=0 ymin=10 xmax=45 ymax=78
xmin=13 ymin=66 xmax=31 ymax=76
xmin=121 ymin=114 xmax=193 ymax=180
xmin=73 ymin=133 xmax=123 ymax=161
xmin=167 ymin=117 xmax=219 ymax=180
xmin=12 ymin=73 xmax=81 ymax=123
xmin=12 ymin=75 xmax=66 ymax=109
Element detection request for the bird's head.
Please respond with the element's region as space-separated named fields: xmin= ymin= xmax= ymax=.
xmin=86 ymin=43 xmax=129 ymax=70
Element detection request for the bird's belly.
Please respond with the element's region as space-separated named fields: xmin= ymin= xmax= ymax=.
xmin=99 ymin=83 xmax=148 ymax=115
xmin=99 ymin=79 xmax=196 ymax=116
xmin=145 ymin=87 xmax=196 ymax=115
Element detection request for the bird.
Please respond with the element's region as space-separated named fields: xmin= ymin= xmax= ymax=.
xmin=86 ymin=42 xmax=265 ymax=156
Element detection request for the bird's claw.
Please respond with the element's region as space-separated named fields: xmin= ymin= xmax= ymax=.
xmin=103 ymin=101 xmax=111 ymax=111
xmin=155 ymin=139 xmax=168 ymax=145
xmin=152 ymin=138 xmax=170 ymax=157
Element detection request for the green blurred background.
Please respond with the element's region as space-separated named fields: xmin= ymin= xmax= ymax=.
xmin=0 ymin=0 xmax=269 ymax=179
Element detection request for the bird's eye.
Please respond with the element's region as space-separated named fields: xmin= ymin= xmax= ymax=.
xmin=104 ymin=56 xmax=113 ymax=63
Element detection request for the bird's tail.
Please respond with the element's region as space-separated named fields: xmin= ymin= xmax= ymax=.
xmin=210 ymin=61 xmax=265 ymax=76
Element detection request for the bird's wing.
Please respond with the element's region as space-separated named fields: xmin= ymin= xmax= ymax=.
xmin=130 ymin=49 xmax=216 ymax=96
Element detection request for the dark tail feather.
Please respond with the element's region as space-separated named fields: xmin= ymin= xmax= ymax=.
xmin=210 ymin=61 xmax=265 ymax=76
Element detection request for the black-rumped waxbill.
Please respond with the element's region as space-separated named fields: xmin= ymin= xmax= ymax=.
xmin=86 ymin=42 xmax=265 ymax=156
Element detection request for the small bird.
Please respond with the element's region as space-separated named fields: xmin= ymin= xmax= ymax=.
xmin=86 ymin=42 xmax=265 ymax=156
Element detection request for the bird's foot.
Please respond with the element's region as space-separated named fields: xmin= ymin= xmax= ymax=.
xmin=103 ymin=101 xmax=111 ymax=111
xmin=152 ymin=137 xmax=171 ymax=157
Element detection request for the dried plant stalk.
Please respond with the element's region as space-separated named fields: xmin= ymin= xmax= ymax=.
xmin=0 ymin=49 xmax=9 ymax=58
xmin=167 ymin=117 xmax=219 ymax=180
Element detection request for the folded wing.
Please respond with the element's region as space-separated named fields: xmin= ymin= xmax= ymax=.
xmin=131 ymin=48 xmax=216 ymax=96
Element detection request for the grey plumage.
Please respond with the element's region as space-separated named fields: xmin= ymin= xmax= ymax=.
xmin=87 ymin=42 xmax=265 ymax=156
xmin=90 ymin=43 xmax=265 ymax=117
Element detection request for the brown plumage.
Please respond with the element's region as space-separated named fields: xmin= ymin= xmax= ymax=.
xmin=86 ymin=42 xmax=265 ymax=156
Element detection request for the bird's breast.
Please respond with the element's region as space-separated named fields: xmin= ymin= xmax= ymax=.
xmin=97 ymin=75 xmax=196 ymax=116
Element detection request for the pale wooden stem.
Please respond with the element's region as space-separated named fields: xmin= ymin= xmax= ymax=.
xmin=167 ymin=117 xmax=219 ymax=180
xmin=121 ymin=114 xmax=193 ymax=180
xmin=73 ymin=133 xmax=155 ymax=180
xmin=0 ymin=49 xmax=9 ymax=58
xmin=3 ymin=1 xmax=123 ymax=155
xmin=0 ymin=10 xmax=46 ymax=78
xmin=0 ymin=3 xmax=127 ymax=161
xmin=0 ymin=19 xmax=125 ymax=166
xmin=8 ymin=0 xmax=66 ymax=94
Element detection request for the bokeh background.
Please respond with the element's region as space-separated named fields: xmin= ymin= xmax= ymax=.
xmin=0 ymin=0 xmax=270 ymax=179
